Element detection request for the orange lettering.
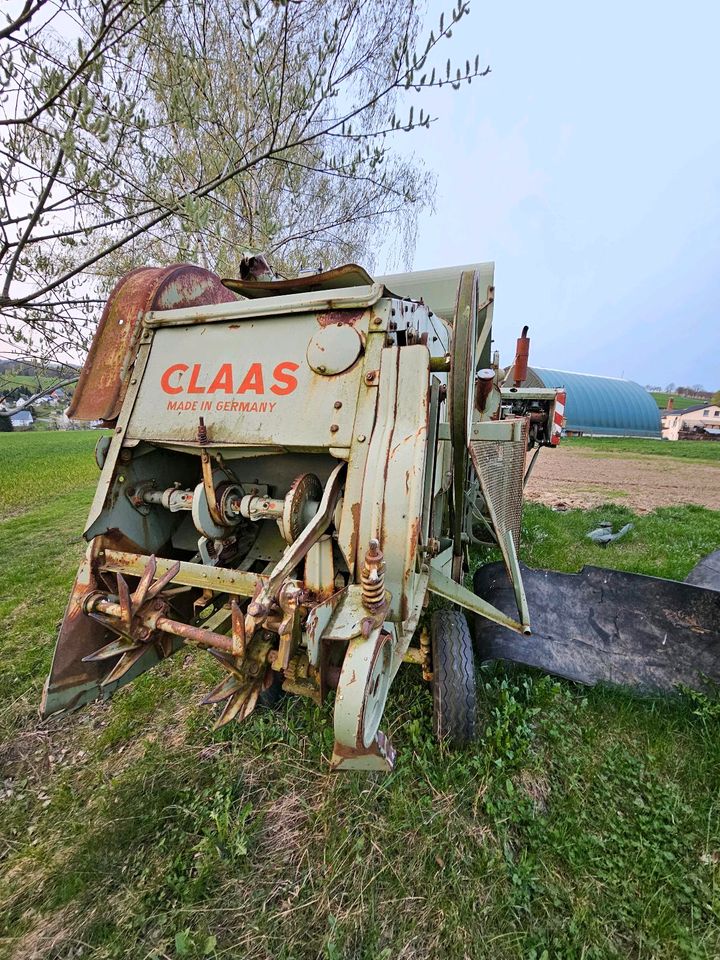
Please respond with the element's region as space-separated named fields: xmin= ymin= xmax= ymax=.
xmin=271 ymin=361 xmax=299 ymax=395
xmin=237 ymin=362 xmax=264 ymax=394
xmin=160 ymin=363 xmax=188 ymax=394
xmin=187 ymin=363 xmax=205 ymax=394
xmin=207 ymin=363 xmax=233 ymax=394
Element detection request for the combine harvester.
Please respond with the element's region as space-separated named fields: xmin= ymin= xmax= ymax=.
xmin=42 ymin=262 xmax=720 ymax=770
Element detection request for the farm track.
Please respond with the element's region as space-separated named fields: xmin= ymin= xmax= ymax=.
xmin=526 ymin=446 xmax=720 ymax=512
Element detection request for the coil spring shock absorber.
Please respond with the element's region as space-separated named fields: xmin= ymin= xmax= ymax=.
xmin=361 ymin=539 xmax=386 ymax=611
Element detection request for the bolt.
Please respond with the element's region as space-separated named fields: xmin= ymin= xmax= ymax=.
xmin=330 ymin=424 xmax=339 ymax=433
xmin=365 ymin=371 xmax=375 ymax=383
xmin=373 ymin=317 xmax=382 ymax=326
xmin=334 ymin=400 xmax=342 ymax=409
xmin=357 ymin=434 xmax=366 ymax=443
xmin=117 ymin=474 xmax=125 ymax=483
xmin=317 ymin=364 xmax=326 ymax=373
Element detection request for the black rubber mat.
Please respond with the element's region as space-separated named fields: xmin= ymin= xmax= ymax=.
xmin=473 ymin=562 xmax=720 ymax=692
xmin=686 ymin=550 xmax=720 ymax=591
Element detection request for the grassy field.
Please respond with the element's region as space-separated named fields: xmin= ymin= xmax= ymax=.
xmin=650 ymin=392 xmax=708 ymax=411
xmin=0 ymin=373 xmax=64 ymax=395
xmin=1 ymin=432 xmax=719 ymax=959
xmin=0 ymin=431 xmax=105 ymax=517
xmin=564 ymin=436 xmax=720 ymax=463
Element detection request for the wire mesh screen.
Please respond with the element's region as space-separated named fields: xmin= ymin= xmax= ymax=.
xmin=469 ymin=418 xmax=528 ymax=556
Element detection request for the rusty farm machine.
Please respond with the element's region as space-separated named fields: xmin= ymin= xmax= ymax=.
xmin=42 ymin=262 xmax=720 ymax=770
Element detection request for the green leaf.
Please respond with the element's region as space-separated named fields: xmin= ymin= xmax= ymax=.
xmin=203 ymin=934 xmax=218 ymax=955
xmin=175 ymin=930 xmax=192 ymax=956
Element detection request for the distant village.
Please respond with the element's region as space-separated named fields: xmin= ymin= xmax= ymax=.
xmin=0 ymin=360 xmax=80 ymax=432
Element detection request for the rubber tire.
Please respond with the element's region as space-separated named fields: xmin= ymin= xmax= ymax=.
xmin=431 ymin=608 xmax=478 ymax=745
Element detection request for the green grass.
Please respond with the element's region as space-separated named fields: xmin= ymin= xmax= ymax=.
xmin=564 ymin=435 xmax=720 ymax=463
xmin=0 ymin=430 xmax=104 ymax=518
xmin=0 ymin=434 xmax=719 ymax=959
xmin=650 ymin=392 xmax=708 ymax=410
xmin=519 ymin=501 xmax=720 ymax=579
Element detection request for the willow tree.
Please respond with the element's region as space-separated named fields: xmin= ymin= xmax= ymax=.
xmin=0 ymin=0 xmax=488 ymax=371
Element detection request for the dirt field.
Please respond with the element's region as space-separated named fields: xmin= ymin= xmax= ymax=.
xmin=525 ymin=445 xmax=720 ymax=513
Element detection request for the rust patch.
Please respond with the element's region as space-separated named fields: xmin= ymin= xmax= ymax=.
xmin=475 ymin=375 xmax=494 ymax=413
xmin=69 ymin=264 xmax=237 ymax=422
xmin=349 ymin=500 xmax=361 ymax=568
xmin=332 ymin=741 xmax=361 ymax=759
xmin=316 ymin=309 xmax=364 ymax=327
xmin=408 ymin=515 xmax=421 ymax=553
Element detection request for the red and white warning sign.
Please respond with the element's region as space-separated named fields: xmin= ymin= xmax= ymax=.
xmin=551 ymin=390 xmax=566 ymax=445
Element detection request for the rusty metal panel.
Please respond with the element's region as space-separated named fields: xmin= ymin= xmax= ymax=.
xmin=222 ymin=263 xmax=374 ymax=298
xmin=69 ymin=265 xmax=237 ymax=422
xmin=125 ymin=311 xmax=372 ymax=449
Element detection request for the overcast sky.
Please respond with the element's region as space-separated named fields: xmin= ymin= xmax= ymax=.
xmin=387 ymin=0 xmax=720 ymax=388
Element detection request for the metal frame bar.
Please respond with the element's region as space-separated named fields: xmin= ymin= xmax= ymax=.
xmin=523 ymin=445 xmax=543 ymax=487
xmin=101 ymin=549 xmax=267 ymax=596
xmin=470 ymin=418 xmax=527 ymax=442
xmin=144 ymin=283 xmax=385 ymax=328
xmin=500 ymin=387 xmax=561 ymax=401
xmin=427 ymin=566 xmax=524 ymax=634
xmin=503 ymin=530 xmax=531 ymax=634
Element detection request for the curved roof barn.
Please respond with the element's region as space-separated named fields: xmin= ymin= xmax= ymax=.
xmin=522 ymin=367 xmax=661 ymax=438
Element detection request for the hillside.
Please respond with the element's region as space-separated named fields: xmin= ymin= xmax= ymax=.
xmin=651 ymin=391 xmax=708 ymax=410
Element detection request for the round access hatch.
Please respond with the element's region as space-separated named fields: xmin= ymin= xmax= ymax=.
xmin=306 ymin=323 xmax=362 ymax=376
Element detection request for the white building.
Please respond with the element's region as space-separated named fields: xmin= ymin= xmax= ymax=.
xmin=9 ymin=409 xmax=34 ymax=430
xmin=661 ymin=402 xmax=720 ymax=440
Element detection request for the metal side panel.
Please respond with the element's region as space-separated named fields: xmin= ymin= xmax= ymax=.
xmin=126 ymin=312 xmax=370 ymax=449
xmin=380 ymin=345 xmax=430 ymax=622
xmin=356 ymin=345 xmax=400 ymax=569
xmin=473 ymin=562 xmax=720 ymax=692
